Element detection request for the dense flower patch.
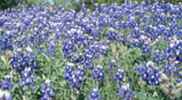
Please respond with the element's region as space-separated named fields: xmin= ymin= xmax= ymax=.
xmin=0 ymin=2 xmax=182 ymax=100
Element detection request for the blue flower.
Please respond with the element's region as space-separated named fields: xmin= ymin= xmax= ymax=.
xmin=10 ymin=51 xmax=37 ymax=89
xmin=82 ymin=57 xmax=94 ymax=69
xmin=10 ymin=51 xmax=37 ymax=72
xmin=107 ymin=31 xmax=118 ymax=41
xmin=64 ymin=63 xmax=74 ymax=81
xmin=0 ymin=75 xmax=13 ymax=100
xmin=165 ymin=47 xmax=177 ymax=60
xmin=141 ymin=44 xmax=151 ymax=53
xmin=0 ymin=75 xmax=13 ymax=90
xmin=0 ymin=34 xmax=13 ymax=52
xmin=47 ymin=40 xmax=56 ymax=57
xmin=117 ymin=84 xmax=134 ymax=100
xmin=98 ymin=16 xmax=108 ymax=27
xmin=136 ymin=64 xmax=161 ymax=85
xmin=64 ymin=63 xmax=85 ymax=90
xmin=62 ymin=40 xmax=76 ymax=59
xmin=152 ymin=51 xmax=165 ymax=64
xmin=114 ymin=69 xmax=125 ymax=82
xmin=92 ymin=65 xmax=104 ymax=81
xmin=19 ymin=68 xmax=34 ymax=87
xmin=40 ymin=80 xmax=55 ymax=100
xmin=88 ymin=88 xmax=101 ymax=100
xmin=163 ymin=63 xmax=176 ymax=76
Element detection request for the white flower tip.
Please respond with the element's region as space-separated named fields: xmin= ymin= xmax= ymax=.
xmin=67 ymin=62 xmax=74 ymax=66
xmin=45 ymin=79 xmax=51 ymax=84
xmin=97 ymin=65 xmax=103 ymax=68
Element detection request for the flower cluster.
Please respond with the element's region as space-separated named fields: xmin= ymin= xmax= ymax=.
xmin=88 ymin=88 xmax=101 ymax=100
xmin=135 ymin=62 xmax=161 ymax=85
xmin=92 ymin=65 xmax=104 ymax=81
xmin=64 ymin=63 xmax=85 ymax=90
xmin=40 ymin=80 xmax=55 ymax=100
xmin=117 ymin=84 xmax=134 ymax=100
xmin=114 ymin=69 xmax=125 ymax=82
xmin=0 ymin=34 xmax=13 ymax=53
xmin=0 ymin=75 xmax=13 ymax=100
xmin=10 ymin=51 xmax=37 ymax=88
xmin=0 ymin=75 xmax=13 ymax=91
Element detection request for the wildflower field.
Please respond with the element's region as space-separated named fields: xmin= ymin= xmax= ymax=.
xmin=0 ymin=0 xmax=182 ymax=100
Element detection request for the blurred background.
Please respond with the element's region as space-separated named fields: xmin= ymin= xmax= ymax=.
xmin=0 ymin=0 xmax=182 ymax=10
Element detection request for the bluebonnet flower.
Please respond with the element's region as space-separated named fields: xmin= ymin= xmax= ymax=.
xmin=0 ymin=18 xmax=6 ymax=26
xmin=98 ymin=15 xmax=108 ymax=27
xmin=71 ymin=32 xmax=89 ymax=47
xmin=176 ymin=42 xmax=182 ymax=53
xmin=40 ymin=80 xmax=55 ymax=100
xmin=55 ymin=28 xmax=62 ymax=39
xmin=0 ymin=34 xmax=13 ymax=52
xmin=176 ymin=54 xmax=182 ymax=62
xmin=69 ymin=53 xmax=84 ymax=64
xmin=92 ymin=65 xmax=104 ymax=81
xmin=10 ymin=51 xmax=37 ymax=89
xmin=0 ymin=75 xmax=13 ymax=100
xmin=152 ymin=51 xmax=166 ymax=64
xmin=62 ymin=40 xmax=76 ymax=59
xmin=163 ymin=63 xmax=176 ymax=76
xmin=176 ymin=29 xmax=182 ymax=38
xmin=75 ymin=67 xmax=85 ymax=80
xmin=114 ymin=69 xmax=125 ymax=82
xmin=164 ymin=63 xmax=182 ymax=83
xmin=83 ymin=43 xmax=108 ymax=61
xmin=107 ymin=31 xmax=118 ymax=41
xmin=127 ymin=16 xmax=137 ymax=28
xmin=175 ymin=42 xmax=182 ymax=62
xmin=90 ymin=28 xmax=100 ymax=38
xmin=84 ymin=48 xmax=95 ymax=60
xmin=47 ymin=40 xmax=56 ymax=57
xmin=176 ymin=78 xmax=182 ymax=83
xmin=117 ymin=84 xmax=134 ymax=100
xmin=82 ymin=56 xmax=94 ymax=69
xmin=141 ymin=44 xmax=151 ymax=53
xmin=19 ymin=67 xmax=34 ymax=87
xmin=64 ymin=63 xmax=85 ymax=90
xmin=0 ymin=75 xmax=13 ymax=90
xmin=164 ymin=47 xmax=177 ymax=60
xmin=64 ymin=63 xmax=74 ymax=81
xmin=135 ymin=63 xmax=161 ymax=85
xmin=10 ymin=51 xmax=37 ymax=72
xmin=88 ymin=88 xmax=101 ymax=100
xmin=94 ymin=43 xmax=108 ymax=57
xmin=144 ymin=27 xmax=159 ymax=40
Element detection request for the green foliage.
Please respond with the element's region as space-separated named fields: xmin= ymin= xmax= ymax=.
xmin=170 ymin=0 xmax=182 ymax=4
xmin=0 ymin=0 xmax=20 ymax=9
xmin=26 ymin=0 xmax=42 ymax=5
